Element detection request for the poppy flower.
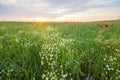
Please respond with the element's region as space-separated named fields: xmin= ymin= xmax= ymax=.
xmin=99 ymin=25 xmax=103 ymax=29
xmin=104 ymin=24 xmax=108 ymax=28
xmin=65 ymin=21 xmax=70 ymax=24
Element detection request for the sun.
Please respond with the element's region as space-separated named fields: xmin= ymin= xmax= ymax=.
xmin=35 ymin=17 xmax=45 ymax=22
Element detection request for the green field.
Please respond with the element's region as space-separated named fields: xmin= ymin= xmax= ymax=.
xmin=0 ymin=21 xmax=120 ymax=80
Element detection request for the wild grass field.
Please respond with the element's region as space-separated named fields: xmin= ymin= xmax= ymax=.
xmin=0 ymin=20 xmax=120 ymax=80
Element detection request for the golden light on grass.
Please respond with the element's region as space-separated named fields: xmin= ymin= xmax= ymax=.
xmin=35 ymin=22 xmax=43 ymax=27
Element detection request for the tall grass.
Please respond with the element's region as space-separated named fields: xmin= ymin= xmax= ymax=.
xmin=0 ymin=21 xmax=120 ymax=80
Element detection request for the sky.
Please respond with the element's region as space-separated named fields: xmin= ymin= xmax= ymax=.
xmin=0 ymin=0 xmax=120 ymax=22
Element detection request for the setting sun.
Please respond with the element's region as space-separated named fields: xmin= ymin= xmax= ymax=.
xmin=35 ymin=17 xmax=46 ymax=22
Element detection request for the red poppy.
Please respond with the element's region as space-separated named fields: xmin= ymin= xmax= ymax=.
xmin=65 ymin=21 xmax=70 ymax=24
xmin=104 ymin=24 xmax=108 ymax=28
xmin=99 ymin=25 xmax=103 ymax=29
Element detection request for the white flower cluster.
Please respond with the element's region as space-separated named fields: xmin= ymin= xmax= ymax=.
xmin=102 ymin=55 xmax=119 ymax=79
xmin=39 ymin=32 xmax=73 ymax=80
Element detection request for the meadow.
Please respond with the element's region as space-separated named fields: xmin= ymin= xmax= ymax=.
xmin=0 ymin=20 xmax=120 ymax=80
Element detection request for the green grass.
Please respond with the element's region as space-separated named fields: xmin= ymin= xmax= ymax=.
xmin=0 ymin=21 xmax=120 ymax=80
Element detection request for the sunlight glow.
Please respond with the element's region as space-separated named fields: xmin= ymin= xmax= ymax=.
xmin=19 ymin=17 xmax=46 ymax=22
xmin=35 ymin=17 xmax=46 ymax=22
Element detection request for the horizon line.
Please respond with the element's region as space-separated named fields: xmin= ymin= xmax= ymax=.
xmin=0 ymin=19 xmax=120 ymax=23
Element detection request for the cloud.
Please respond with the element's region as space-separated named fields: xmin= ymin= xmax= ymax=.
xmin=0 ymin=0 xmax=18 ymax=5
xmin=0 ymin=0 xmax=120 ymax=21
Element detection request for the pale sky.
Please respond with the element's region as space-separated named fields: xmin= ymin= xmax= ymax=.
xmin=0 ymin=0 xmax=120 ymax=22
